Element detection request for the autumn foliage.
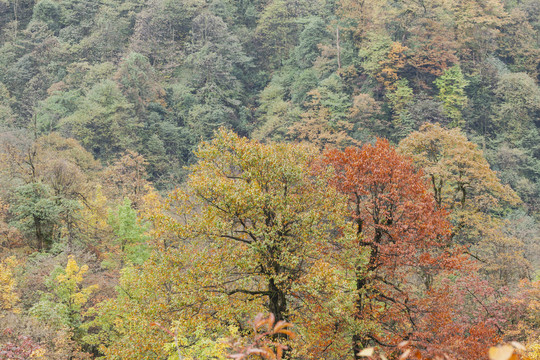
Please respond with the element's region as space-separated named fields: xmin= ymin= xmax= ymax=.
xmin=0 ymin=0 xmax=539 ymax=356
xmin=1 ymin=129 xmax=537 ymax=360
xmin=320 ymin=139 xmax=489 ymax=358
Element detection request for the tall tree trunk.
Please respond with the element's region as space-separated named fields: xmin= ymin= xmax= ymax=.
xmin=352 ymin=222 xmax=380 ymax=359
xmin=268 ymin=277 xmax=290 ymax=358
xmin=353 ymin=271 xmax=367 ymax=360
xmin=268 ymin=277 xmax=287 ymax=321
xmin=34 ymin=215 xmax=43 ymax=251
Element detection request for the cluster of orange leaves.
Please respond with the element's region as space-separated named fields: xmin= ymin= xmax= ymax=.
xmin=226 ymin=313 xmax=533 ymax=360
xmin=357 ymin=341 xmax=529 ymax=360
xmin=228 ymin=314 xmax=295 ymax=360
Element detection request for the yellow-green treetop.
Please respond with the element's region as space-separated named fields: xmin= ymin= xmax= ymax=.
xmin=398 ymin=123 xmax=526 ymax=284
xmin=398 ymin=123 xmax=519 ymax=212
xmin=91 ymin=129 xmax=352 ymax=359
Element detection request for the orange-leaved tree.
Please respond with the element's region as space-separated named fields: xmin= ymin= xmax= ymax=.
xmin=320 ymin=139 xmax=470 ymax=359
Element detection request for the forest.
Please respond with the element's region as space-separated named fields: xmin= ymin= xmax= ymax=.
xmin=0 ymin=0 xmax=539 ymax=359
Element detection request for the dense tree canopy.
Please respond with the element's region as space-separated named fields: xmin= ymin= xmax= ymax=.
xmin=0 ymin=0 xmax=539 ymax=358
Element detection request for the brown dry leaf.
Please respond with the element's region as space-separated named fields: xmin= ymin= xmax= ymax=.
xmin=261 ymin=345 xmax=276 ymax=360
xmin=276 ymin=329 xmax=296 ymax=339
xmin=267 ymin=313 xmax=275 ymax=328
xmin=273 ymin=320 xmax=290 ymax=332
xmin=276 ymin=346 xmax=283 ymax=360
xmin=255 ymin=313 xmax=272 ymax=331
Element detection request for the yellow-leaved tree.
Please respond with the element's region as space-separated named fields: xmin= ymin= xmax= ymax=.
xmin=0 ymin=256 xmax=19 ymax=314
xmin=398 ymin=123 xmax=525 ymax=285
xmin=30 ymin=255 xmax=98 ymax=344
xmin=88 ymin=129 xmax=355 ymax=359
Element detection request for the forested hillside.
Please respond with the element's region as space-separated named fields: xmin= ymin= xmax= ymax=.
xmin=0 ymin=0 xmax=539 ymax=359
